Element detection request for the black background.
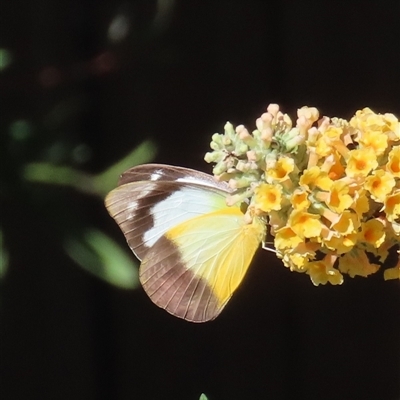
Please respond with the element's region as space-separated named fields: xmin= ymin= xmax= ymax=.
xmin=1 ymin=1 xmax=399 ymax=399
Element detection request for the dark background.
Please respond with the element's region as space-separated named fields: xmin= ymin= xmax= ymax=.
xmin=1 ymin=1 xmax=399 ymax=399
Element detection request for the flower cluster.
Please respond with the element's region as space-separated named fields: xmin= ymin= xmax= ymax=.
xmin=205 ymin=105 xmax=400 ymax=285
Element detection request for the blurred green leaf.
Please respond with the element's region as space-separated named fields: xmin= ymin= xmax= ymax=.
xmin=94 ymin=139 xmax=157 ymax=194
xmin=23 ymin=140 xmax=157 ymax=198
xmin=0 ymin=48 xmax=12 ymax=71
xmin=0 ymin=230 xmax=9 ymax=279
xmin=199 ymin=394 xmax=209 ymax=400
xmin=64 ymin=229 xmax=139 ymax=289
xmin=23 ymin=163 xmax=97 ymax=195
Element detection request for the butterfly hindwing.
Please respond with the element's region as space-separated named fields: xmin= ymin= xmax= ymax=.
xmin=140 ymin=207 xmax=266 ymax=322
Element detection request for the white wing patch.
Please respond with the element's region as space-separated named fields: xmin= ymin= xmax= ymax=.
xmin=135 ymin=182 xmax=157 ymax=199
xmin=143 ymin=187 xmax=227 ymax=247
xmin=150 ymin=169 xmax=164 ymax=181
xmin=125 ymin=200 xmax=139 ymax=220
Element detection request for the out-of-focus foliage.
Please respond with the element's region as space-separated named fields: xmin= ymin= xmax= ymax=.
xmin=1 ymin=136 xmax=156 ymax=288
xmin=0 ymin=48 xmax=13 ymax=71
xmin=23 ymin=140 xmax=157 ymax=197
xmin=56 ymin=141 xmax=156 ymax=287
xmin=0 ymin=0 xmax=169 ymax=289
xmin=2 ymin=136 xmax=156 ymax=288
xmin=65 ymin=229 xmax=140 ymax=289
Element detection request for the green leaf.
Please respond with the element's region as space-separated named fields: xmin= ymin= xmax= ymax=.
xmin=0 ymin=48 xmax=12 ymax=71
xmin=64 ymin=229 xmax=139 ymax=289
xmin=23 ymin=162 xmax=98 ymax=194
xmin=23 ymin=140 xmax=157 ymax=198
xmin=199 ymin=394 xmax=209 ymax=400
xmin=94 ymin=139 xmax=157 ymax=195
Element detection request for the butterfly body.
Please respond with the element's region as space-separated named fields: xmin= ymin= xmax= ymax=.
xmin=105 ymin=164 xmax=266 ymax=322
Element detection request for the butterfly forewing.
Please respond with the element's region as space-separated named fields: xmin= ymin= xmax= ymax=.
xmin=118 ymin=163 xmax=231 ymax=190
xmin=105 ymin=166 xmax=232 ymax=260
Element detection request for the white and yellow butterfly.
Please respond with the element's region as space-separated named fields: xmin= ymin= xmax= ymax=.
xmin=105 ymin=164 xmax=266 ymax=322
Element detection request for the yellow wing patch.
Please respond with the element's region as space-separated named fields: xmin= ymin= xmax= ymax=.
xmin=139 ymin=206 xmax=265 ymax=321
xmin=163 ymin=207 xmax=266 ymax=317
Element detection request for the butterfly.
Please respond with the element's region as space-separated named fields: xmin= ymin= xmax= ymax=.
xmin=105 ymin=164 xmax=267 ymax=322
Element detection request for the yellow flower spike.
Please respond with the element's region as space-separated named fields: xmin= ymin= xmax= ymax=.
xmin=267 ymin=210 xmax=286 ymax=232
xmin=315 ymin=136 xmax=331 ymax=158
xmin=331 ymin=140 xmax=351 ymax=160
xmin=274 ymin=226 xmax=303 ymax=250
xmin=365 ymin=169 xmax=396 ymax=203
xmin=314 ymin=126 xmax=345 ymax=159
xmin=265 ymin=156 xmax=294 ymax=183
xmin=325 ymin=125 xmax=343 ymax=140
xmin=300 ymin=166 xmax=333 ymax=191
xmin=342 ymin=131 xmax=354 ymax=147
xmin=320 ymin=154 xmax=336 ymax=173
xmin=345 ymin=147 xmax=378 ymax=178
xmin=384 ymin=265 xmax=400 ymax=280
xmin=281 ymin=242 xmax=319 ymax=271
xmin=296 ymin=115 xmax=311 ymax=137
xmin=309 ymin=200 xmax=339 ymax=225
xmin=306 ymin=127 xmax=320 ymax=146
xmin=377 ymin=216 xmax=399 ymax=240
xmin=383 ymin=113 xmax=399 ymax=140
xmin=319 ymin=223 xmax=338 ymax=242
xmin=204 ymin=103 xmax=399 ymax=288
xmin=306 ymin=148 xmax=320 ymax=170
xmin=350 ymin=189 xmax=370 ymax=217
xmin=339 ymin=248 xmax=380 ymax=278
xmin=383 ymin=190 xmax=400 ymax=222
xmin=325 ymin=180 xmax=353 ymax=213
xmin=282 ymin=113 xmax=293 ymax=129
xmin=286 ymin=253 xmax=309 ymax=272
xmin=315 ymin=124 xmax=350 ymax=159
xmin=383 ymin=254 xmax=400 ymax=280
xmin=317 ymin=115 xmax=331 ymax=132
xmin=306 ymin=255 xmax=343 ymax=286
xmin=386 ymin=146 xmax=400 ymax=177
xmin=359 ymin=219 xmax=386 ymax=248
xmin=297 ymin=106 xmax=319 ymax=124
xmin=350 ymin=107 xmax=381 ymax=131
xmin=389 ymin=221 xmax=400 ymax=237
xmin=291 ymin=188 xmax=310 ymax=210
xmin=288 ymin=210 xmax=323 ymax=239
xmin=351 ymin=108 xmax=399 ymax=142
xmin=374 ymin=235 xmax=394 ymax=262
xmin=253 ymin=183 xmax=282 ymax=213
xmin=357 ymin=130 xmax=388 ymax=156
xmin=331 ymin=210 xmax=360 ymax=235
xmin=323 ymin=233 xmax=357 ymax=254
xmin=327 ymin=152 xmax=345 ymax=181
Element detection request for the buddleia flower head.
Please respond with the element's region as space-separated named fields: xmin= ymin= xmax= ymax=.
xmin=205 ymin=104 xmax=400 ymax=285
